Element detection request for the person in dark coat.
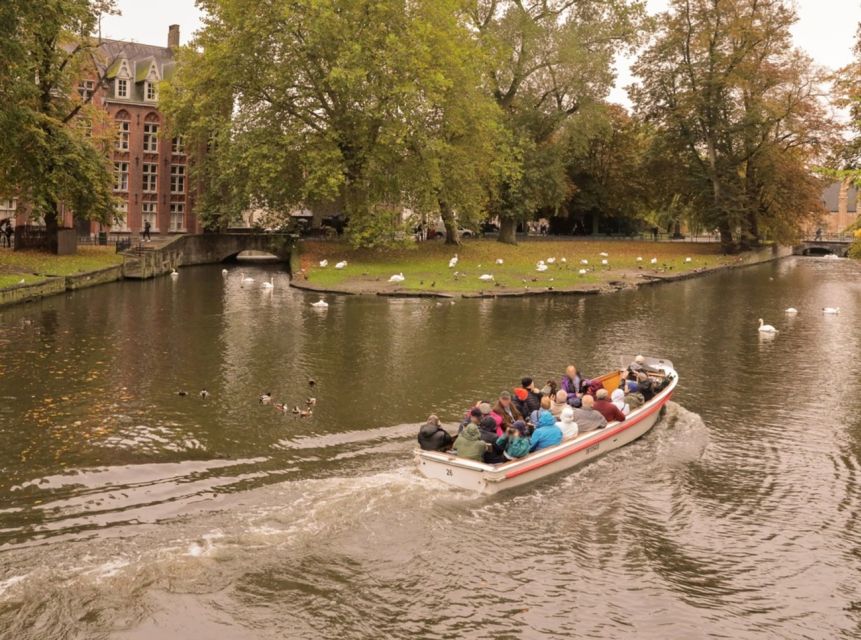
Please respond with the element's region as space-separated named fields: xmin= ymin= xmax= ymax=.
xmin=417 ymin=415 xmax=453 ymax=452
xmin=515 ymin=377 xmax=541 ymax=416
xmin=479 ymin=416 xmax=507 ymax=464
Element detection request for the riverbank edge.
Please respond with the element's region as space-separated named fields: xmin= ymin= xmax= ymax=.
xmin=0 ymin=264 xmax=124 ymax=309
xmin=289 ymin=245 xmax=794 ymax=299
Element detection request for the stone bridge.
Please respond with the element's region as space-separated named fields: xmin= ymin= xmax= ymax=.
xmin=793 ymin=239 xmax=852 ymax=257
xmin=122 ymin=233 xmax=296 ymax=279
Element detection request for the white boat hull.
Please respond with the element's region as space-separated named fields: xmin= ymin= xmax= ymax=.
xmin=415 ymin=362 xmax=677 ymax=495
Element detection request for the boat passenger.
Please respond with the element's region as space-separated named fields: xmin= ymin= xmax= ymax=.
xmin=528 ymin=395 xmax=552 ymax=426
xmin=452 ymin=423 xmax=486 ymax=462
xmin=624 ymin=381 xmax=645 ymax=411
xmin=611 ymin=388 xmax=630 ymax=416
xmin=478 ymin=416 xmax=500 ymax=445
xmin=417 ymin=414 xmax=454 ymax=452
xmin=570 ymin=395 xmax=608 ymax=433
xmin=512 ymin=387 xmax=530 ymax=417
xmin=556 ymin=406 xmax=579 ymax=439
xmin=637 ymin=374 xmax=656 ymax=402
xmin=593 ymin=389 xmax=626 ymax=423
xmin=584 ymin=379 xmax=605 ymax=397
xmin=560 ymin=365 xmax=583 ymax=397
xmin=517 ymin=378 xmax=542 ymax=415
xmin=529 ymin=410 xmax=563 ymax=452
xmin=540 ymin=379 xmax=558 ymax=398
xmin=549 ymin=389 xmax=568 ymax=418
xmin=457 ymin=406 xmax=483 ymax=433
xmin=495 ymin=420 xmax=531 ymax=462
xmin=492 ymin=391 xmax=523 ymax=433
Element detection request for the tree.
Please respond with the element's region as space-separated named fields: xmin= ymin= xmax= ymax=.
xmin=468 ymin=0 xmax=646 ymax=243
xmin=163 ymin=0 xmax=505 ymax=248
xmin=0 ymin=0 xmax=116 ymax=252
xmin=632 ymin=0 xmax=831 ymax=252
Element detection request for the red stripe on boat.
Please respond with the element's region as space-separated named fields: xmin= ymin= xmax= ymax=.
xmin=504 ymin=391 xmax=672 ymax=479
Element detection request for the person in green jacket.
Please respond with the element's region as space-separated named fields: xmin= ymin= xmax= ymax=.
xmin=452 ymin=423 xmax=487 ymax=461
xmin=495 ymin=420 xmax=531 ymax=462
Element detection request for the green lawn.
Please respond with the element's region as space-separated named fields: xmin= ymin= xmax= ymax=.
xmin=298 ymin=239 xmax=733 ymax=294
xmin=0 ymin=247 xmax=121 ymax=278
xmin=0 ymin=273 xmax=50 ymax=288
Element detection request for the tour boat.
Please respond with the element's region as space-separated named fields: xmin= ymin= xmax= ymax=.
xmin=415 ymin=356 xmax=677 ymax=494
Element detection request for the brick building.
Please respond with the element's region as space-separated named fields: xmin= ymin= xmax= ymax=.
xmin=10 ymin=25 xmax=200 ymax=238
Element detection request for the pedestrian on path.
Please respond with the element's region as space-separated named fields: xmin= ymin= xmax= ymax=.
xmin=143 ymin=220 xmax=152 ymax=242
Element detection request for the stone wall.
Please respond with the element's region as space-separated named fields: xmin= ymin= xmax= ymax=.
xmin=0 ymin=278 xmax=66 ymax=308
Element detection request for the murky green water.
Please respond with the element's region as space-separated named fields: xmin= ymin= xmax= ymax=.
xmin=0 ymin=255 xmax=859 ymax=639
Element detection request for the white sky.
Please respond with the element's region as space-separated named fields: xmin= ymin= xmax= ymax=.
xmin=103 ymin=0 xmax=860 ymax=106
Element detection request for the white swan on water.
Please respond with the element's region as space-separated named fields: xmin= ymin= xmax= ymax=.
xmin=785 ymin=307 xmax=798 ymax=315
xmin=170 ymin=269 xmax=179 ymax=278
xmin=261 ymin=276 xmax=274 ymax=289
xmin=221 ymin=268 xmax=228 ymax=276
xmin=241 ymin=272 xmax=255 ymax=284
xmin=822 ymin=307 xmax=840 ymax=315
xmin=311 ymin=299 xmax=329 ymax=308
xmin=758 ymin=318 xmax=778 ymax=333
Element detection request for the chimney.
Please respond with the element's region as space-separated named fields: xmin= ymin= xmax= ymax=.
xmin=168 ymin=24 xmax=180 ymax=50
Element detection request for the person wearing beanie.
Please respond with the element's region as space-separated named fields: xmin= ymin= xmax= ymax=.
xmin=556 ymin=406 xmax=579 ymax=439
xmin=495 ymin=420 xmax=531 ymax=461
xmin=550 ymin=389 xmax=569 ymax=418
xmin=417 ymin=414 xmax=454 ymax=452
xmin=570 ymin=394 xmax=608 ymax=433
xmin=624 ymin=380 xmax=645 ymax=411
xmin=529 ymin=409 xmax=563 ymax=452
xmin=452 ymin=423 xmax=486 ymax=461
xmin=517 ymin=377 xmax=541 ymax=416
xmin=492 ymin=390 xmax=522 ymax=434
xmin=611 ymin=388 xmax=630 ymax=416
xmin=593 ymin=388 xmax=627 ymax=423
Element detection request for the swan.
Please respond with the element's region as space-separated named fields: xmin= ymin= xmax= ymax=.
xmin=170 ymin=269 xmax=179 ymax=278
xmin=580 ymin=259 xmax=589 ymax=265
xmin=636 ymin=256 xmax=643 ymax=262
xmin=241 ymin=272 xmax=255 ymax=284
xmin=578 ymin=269 xmax=588 ymax=275
xmin=685 ymin=257 xmax=692 ymax=263
xmin=599 ymin=251 xmax=609 ymax=257
xmin=448 ymin=255 xmax=458 ymax=268
xmin=261 ymin=276 xmax=274 ymax=289
xmin=650 ymin=258 xmax=658 ymax=265
xmin=560 ymin=257 xmax=567 ymax=263
xmin=536 ymin=264 xmax=548 ymax=272
xmin=546 ymin=257 xmax=556 ymax=264
xmin=785 ymin=307 xmax=798 ymax=315
xmin=601 ymin=259 xmax=608 ymax=265
xmin=822 ymin=307 xmax=840 ymax=315
xmin=319 ymin=259 xmax=329 ymax=268
xmin=221 ymin=268 xmax=228 ymax=276
xmin=758 ymin=318 xmax=778 ymax=333
xmin=389 ymin=273 xmax=405 ymax=283
xmin=335 ymin=261 xmax=347 ymax=269
xmin=495 ymin=258 xmax=504 ymax=265
xmin=479 ymin=274 xmax=494 ymax=281
xmin=311 ymin=299 xmax=329 ymax=309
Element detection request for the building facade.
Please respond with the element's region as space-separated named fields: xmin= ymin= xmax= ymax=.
xmin=816 ymin=180 xmax=859 ymax=236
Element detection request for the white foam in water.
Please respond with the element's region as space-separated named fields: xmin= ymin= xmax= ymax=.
xmin=186 ymin=530 xmax=225 ymax=557
xmin=0 ymin=575 xmax=27 ymax=599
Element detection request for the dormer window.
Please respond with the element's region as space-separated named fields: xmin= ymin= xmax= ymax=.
xmin=145 ymin=81 xmax=158 ymax=101
xmin=116 ymin=78 xmax=128 ymax=98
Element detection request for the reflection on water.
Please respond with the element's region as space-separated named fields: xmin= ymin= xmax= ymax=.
xmin=0 ymin=256 xmax=860 ymax=639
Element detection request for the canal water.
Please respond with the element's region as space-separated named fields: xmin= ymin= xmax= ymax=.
xmin=0 ymin=256 xmax=859 ymax=639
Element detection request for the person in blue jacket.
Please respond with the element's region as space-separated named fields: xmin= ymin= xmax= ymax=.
xmin=529 ymin=410 xmax=563 ymax=452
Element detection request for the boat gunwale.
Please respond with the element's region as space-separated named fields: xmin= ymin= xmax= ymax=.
xmin=416 ymin=370 xmax=677 ymax=481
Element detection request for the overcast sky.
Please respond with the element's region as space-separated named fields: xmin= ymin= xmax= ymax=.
xmin=103 ymin=0 xmax=860 ymax=106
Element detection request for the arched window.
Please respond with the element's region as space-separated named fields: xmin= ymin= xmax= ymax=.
xmin=143 ymin=112 xmax=160 ymax=153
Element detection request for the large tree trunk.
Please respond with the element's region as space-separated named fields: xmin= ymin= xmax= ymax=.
xmin=45 ymin=201 xmax=59 ymax=254
xmin=718 ymin=221 xmax=736 ymax=254
xmin=439 ymin=199 xmax=460 ymax=246
xmin=497 ymin=217 xmax=517 ymax=245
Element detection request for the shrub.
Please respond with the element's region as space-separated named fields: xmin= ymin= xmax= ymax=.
xmin=848 ymin=241 xmax=861 ymax=260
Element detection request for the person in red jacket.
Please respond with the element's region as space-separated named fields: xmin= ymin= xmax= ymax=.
xmin=592 ymin=388 xmax=626 ymax=423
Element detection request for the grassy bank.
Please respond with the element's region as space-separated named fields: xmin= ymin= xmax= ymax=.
xmin=0 ymin=247 xmax=122 ymax=291
xmin=296 ymin=239 xmax=737 ymax=295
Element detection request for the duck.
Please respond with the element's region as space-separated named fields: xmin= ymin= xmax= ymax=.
xmin=684 ymin=257 xmax=692 ymax=263
xmin=311 ymin=299 xmax=329 ymax=309
xmin=495 ymin=258 xmax=504 ymax=265
xmin=546 ymin=257 xmax=556 ymax=264
xmin=389 ymin=273 xmax=405 ymax=283
xmin=650 ymin=258 xmax=658 ymax=265
xmin=335 ymin=261 xmax=347 ymax=270
xmin=578 ymin=269 xmax=588 ymax=275
xmin=560 ymin=257 xmax=567 ymax=263
xmin=822 ymin=307 xmax=840 ymax=315
xmin=478 ymin=274 xmax=494 ymax=281
xmin=261 ymin=276 xmax=274 ymax=289
xmin=259 ymin=392 xmax=272 ymax=405
xmin=273 ymin=403 xmax=289 ymax=413
xmin=536 ymin=263 xmax=549 ymax=272
xmin=448 ymin=254 xmax=459 ymax=268
xmin=785 ymin=307 xmax=799 ymax=315
xmin=319 ymin=259 xmax=329 ymax=268
xmin=599 ymin=251 xmax=609 ymax=257
xmin=308 ymin=378 xmax=316 ymax=388
xmin=176 ymin=390 xmax=188 ymax=397
xmin=601 ymin=259 xmax=608 ymax=266
xmin=758 ymin=319 xmax=778 ymax=334
xmin=170 ymin=269 xmax=179 ymax=278
xmin=306 ymin=397 xmax=317 ymax=407
xmin=636 ymin=256 xmax=643 ymax=262
xmin=221 ymin=268 xmax=228 ymax=276
xmin=199 ymin=389 xmax=210 ymax=399
xmin=580 ymin=259 xmax=589 ymax=265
